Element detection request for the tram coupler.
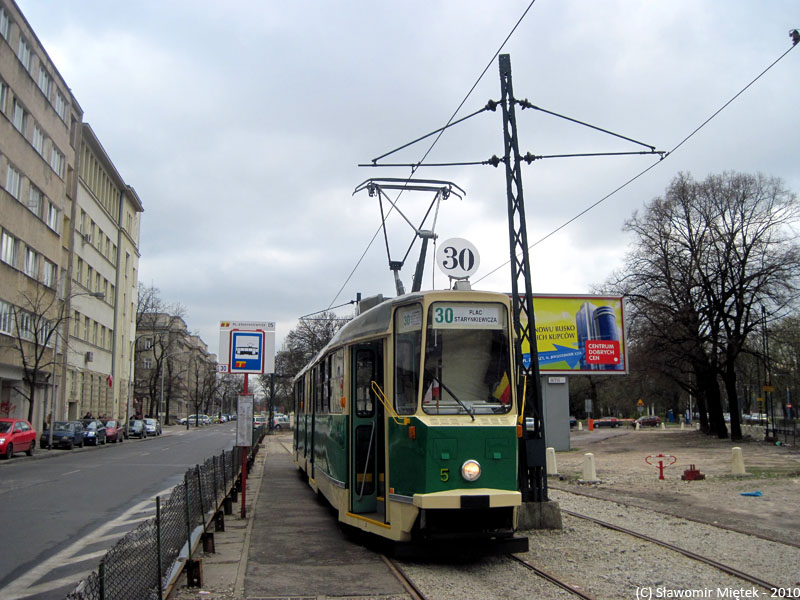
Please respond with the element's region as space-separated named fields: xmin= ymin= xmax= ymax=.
xmin=223 ymin=495 xmax=233 ymax=514
xmin=202 ymin=531 xmax=215 ymax=553
xmin=681 ymin=464 xmax=706 ymax=481
xmin=186 ymin=558 xmax=203 ymax=587
xmin=214 ymin=510 xmax=225 ymax=531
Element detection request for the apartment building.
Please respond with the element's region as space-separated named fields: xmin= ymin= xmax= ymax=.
xmin=63 ymin=124 xmax=142 ymax=421
xmin=0 ymin=0 xmax=143 ymax=427
xmin=0 ymin=0 xmax=82 ymax=425
xmin=134 ymin=314 xmax=217 ymax=424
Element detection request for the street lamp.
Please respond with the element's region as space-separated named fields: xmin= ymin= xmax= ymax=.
xmin=46 ymin=289 xmax=104 ymax=450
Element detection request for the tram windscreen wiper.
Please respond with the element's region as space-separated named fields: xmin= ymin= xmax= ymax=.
xmin=424 ymin=370 xmax=475 ymax=421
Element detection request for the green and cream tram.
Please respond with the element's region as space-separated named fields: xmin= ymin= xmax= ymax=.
xmin=293 ymin=289 xmax=527 ymax=550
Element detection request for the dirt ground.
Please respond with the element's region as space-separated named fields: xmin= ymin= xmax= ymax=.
xmin=549 ymin=427 xmax=800 ymax=546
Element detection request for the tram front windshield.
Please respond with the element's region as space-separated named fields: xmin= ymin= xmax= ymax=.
xmin=421 ymin=302 xmax=513 ymax=416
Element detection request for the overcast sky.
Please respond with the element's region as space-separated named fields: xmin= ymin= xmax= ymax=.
xmin=18 ymin=0 xmax=800 ymax=358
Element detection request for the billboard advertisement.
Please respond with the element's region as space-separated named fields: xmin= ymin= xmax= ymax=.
xmin=518 ymin=295 xmax=627 ymax=375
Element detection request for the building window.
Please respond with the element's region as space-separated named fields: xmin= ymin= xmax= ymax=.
xmin=24 ymin=247 xmax=39 ymax=279
xmin=75 ymin=257 xmax=83 ymax=283
xmin=45 ymin=201 xmax=59 ymax=232
xmin=1 ymin=231 xmax=18 ymax=267
xmin=86 ymin=266 xmax=92 ymax=289
xmin=32 ymin=123 xmax=45 ymax=154
xmin=17 ymin=37 xmax=32 ymax=72
xmin=27 ymin=185 xmax=43 ymax=216
xmin=37 ymin=68 xmax=52 ymax=98
xmin=0 ymin=300 xmax=13 ymax=335
xmin=73 ymin=311 xmax=80 ymax=336
xmin=12 ymin=100 xmax=26 ymax=133
xmin=42 ymin=259 xmax=57 ymax=288
xmin=144 ymin=337 xmax=153 ymax=350
xmin=143 ymin=358 xmax=153 ymax=369
xmin=54 ymin=91 xmax=67 ymax=121
xmin=0 ymin=7 xmax=10 ymax=41
xmin=5 ymin=164 xmax=21 ymax=200
xmin=84 ymin=316 xmax=89 ymax=341
xmin=0 ymin=81 xmax=7 ymax=113
xmin=49 ymin=146 xmax=65 ymax=178
xmin=92 ymin=322 xmax=98 ymax=345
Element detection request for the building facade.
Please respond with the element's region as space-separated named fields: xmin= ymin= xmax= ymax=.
xmin=134 ymin=313 xmax=217 ymax=424
xmin=0 ymin=0 xmax=143 ymax=428
xmin=62 ymin=124 xmax=142 ymax=421
xmin=0 ymin=0 xmax=82 ymax=425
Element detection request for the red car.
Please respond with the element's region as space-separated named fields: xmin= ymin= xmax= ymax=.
xmin=0 ymin=418 xmax=37 ymax=459
xmin=104 ymin=420 xmax=125 ymax=443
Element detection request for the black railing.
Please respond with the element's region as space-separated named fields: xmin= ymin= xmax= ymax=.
xmin=65 ymin=426 xmax=265 ymax=600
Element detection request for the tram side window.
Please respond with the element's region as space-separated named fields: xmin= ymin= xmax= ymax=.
xmin=394 ymin=304 xmax=422 ymax=415
xmin=313 ymin=366 xmax=322 ymax=414
xmin=354 ymin=349 xmax=375 ymax=418
xmin=295 ymin=380 xmax=304 ymax=415
xmin=330 ymin=349 xmax=344 ymax=414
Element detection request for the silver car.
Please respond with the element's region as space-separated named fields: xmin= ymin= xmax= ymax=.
xmin=143 ymin=418 xmax=162 ymax=436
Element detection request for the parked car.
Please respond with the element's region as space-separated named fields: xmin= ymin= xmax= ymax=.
xmin=272 ymin=415 xmax=290 ymax=430
xmin=593 ymin=416 xmax=619 ymax=428
xmin=0 ymin=418 xmax=37 ymax=459
xmin=128 ymin=419 xmax=147 ymax=438
xmin=40 ymin=421 xmax=85 ymax=449
xmin=81 ymin=419 xmax=107 ymax=445
xmin=633 ymin=415 xmax=661 ymax=428
xmin=104 ymin=420 xmax=124 ymax=443
xmin=143 ymin=418 xmax=162 ymax=436
xmin=253 ymin=415 xmax=266 ymax=427
xmin=569 ymin=415 xmax=577 ymax=428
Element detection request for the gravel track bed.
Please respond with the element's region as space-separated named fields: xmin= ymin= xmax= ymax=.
xmin=551 ymin=488 xmax=800 ymax=589
xmin=521 ymin=512 xmax=775 ymax=599
xmin=396 ymin=555 xmax=575 ymax=600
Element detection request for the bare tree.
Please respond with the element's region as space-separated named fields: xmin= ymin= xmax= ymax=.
xmin=1 ymin=285 xmax=62 ymax=423
xmin=609 ymin=172 xmax=800 ymax=439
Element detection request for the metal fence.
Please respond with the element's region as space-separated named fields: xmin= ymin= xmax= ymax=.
xmin=65 ymin=426 xmax=264 ymax=600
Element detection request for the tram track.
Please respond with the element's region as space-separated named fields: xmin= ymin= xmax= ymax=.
xmin=549 ymin=481 xmax=800 ymax=549
xmin=506 ymin=554 xmax=597 ymax=599
xmin=559 ymin=507 xmax=779 ymax=592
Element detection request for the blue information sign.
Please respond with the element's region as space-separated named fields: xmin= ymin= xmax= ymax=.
xmin=230 ymin=331 xmax=265 ymax=373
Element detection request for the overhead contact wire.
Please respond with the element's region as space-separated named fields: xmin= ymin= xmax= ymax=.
xmin=475 ymin=40 xmax=799 ymax=285
xmin=327 ymin=0 xmax=539 ymax=308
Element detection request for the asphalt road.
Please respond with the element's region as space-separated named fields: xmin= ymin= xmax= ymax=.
xmin=0 ymin=422 xmax=239 ymax=600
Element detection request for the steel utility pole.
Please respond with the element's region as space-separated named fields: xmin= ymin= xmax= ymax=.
xmin=499 ymin=53 xmax=547 ymax=502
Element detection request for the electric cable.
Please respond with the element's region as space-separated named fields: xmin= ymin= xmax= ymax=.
xmin=326 ymin=0 xmax=539 ymax=309
xmin=474 ymin=40 xmax=799 ymax=285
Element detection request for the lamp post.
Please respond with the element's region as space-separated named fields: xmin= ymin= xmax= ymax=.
xmin=46 ymin=289 xmax=104 ymax=449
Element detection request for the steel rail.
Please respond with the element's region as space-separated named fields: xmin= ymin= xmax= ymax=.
xmin=507 ymin=554 xmax=597 ymax=599
xmin=561 ymin=508 xmax=779 ymax=592
xmin=382 ymin=556 xmax=429 ymax=600
xmin=549 ymin=483 xmax=800 ymax=549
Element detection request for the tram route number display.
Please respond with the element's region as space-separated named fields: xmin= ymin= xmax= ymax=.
xmin=432 ymin=303 xmax=502 ymax=329
xmin=436 ymin=238 xmax=480 ymax=279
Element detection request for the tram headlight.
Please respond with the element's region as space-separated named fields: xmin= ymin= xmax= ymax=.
xmin=461 ymin=459 xmax=481 ymax=482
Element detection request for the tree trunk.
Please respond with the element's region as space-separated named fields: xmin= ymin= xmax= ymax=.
xmin=722 ymin=364 xmax=743 ymax=441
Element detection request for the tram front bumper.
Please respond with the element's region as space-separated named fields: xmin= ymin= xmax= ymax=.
xmin=412 ymin=488 xmax=521 ymax=510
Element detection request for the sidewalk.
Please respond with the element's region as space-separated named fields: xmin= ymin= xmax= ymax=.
xmin=169 ymin=432 xmax=408 ymax=600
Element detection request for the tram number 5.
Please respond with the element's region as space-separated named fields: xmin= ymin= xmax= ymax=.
xmin=440 ymin=468 xmax=450 ymax=482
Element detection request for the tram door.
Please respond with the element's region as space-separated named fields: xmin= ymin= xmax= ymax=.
xmin=351 ymin=341 xmax=384 ymax=515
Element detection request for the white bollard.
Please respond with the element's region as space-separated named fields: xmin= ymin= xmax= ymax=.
xmin=546 ymin=447 xmax=558 ymax=476
xmin=731 ymin=446 xmax=746 ymax=475
xmin=581 ymin=452 xmax=599 ymax=482
xmin=578 ymin=421 xmax=583 ymax=431
xmin=661 ymin=422 xmax=666 ymax=430
xmin=696 ymin=422 xmax=701 ymax=430
xmin=635 ymin=422 xmax=640 ymax=430
xmin=680 ymin=422 xmax=685 ymax=430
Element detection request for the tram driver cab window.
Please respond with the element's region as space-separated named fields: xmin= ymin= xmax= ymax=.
xmin=422 ymin=302 xmax=513 ymax=416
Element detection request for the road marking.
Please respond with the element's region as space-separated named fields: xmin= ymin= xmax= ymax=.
xmin=61 ymin=469 xmax=81 ymax=476
xmin=0 ymin=488 xmax=171 ymax=599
